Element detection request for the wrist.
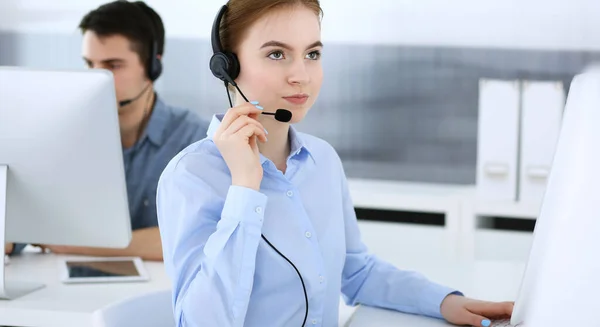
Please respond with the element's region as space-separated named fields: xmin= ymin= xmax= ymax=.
xmin=231 ymin=177 xmax=261 ymax=191
xmin=4 ymin=243 xmax=13 ymax=255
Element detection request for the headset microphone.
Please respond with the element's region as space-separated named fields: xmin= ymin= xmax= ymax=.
xmin=220 ymin=67 xmax=293 ymax=123
xmin=119 ymin=83 xmax=152 ymax=107
xmin=262 ymin=109 xmax=292 ymax=123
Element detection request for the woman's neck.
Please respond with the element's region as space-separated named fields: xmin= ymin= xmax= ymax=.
xmin=257 ymin=115 xmax=291 ymax=173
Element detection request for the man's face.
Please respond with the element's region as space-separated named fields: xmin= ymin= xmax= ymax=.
xmin=81 ymin=31 xmax=148 ymax=111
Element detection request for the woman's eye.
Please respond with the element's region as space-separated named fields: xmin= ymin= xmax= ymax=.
xmin=306 ymin=51 xmax=321 ymax=60
xmin=268 ymin=51 xmax=284 ymax=60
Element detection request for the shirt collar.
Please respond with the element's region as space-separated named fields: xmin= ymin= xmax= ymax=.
xmin=206 ymin=114 xmax=315 ymax=164
xmin=142 ymin=94 xmax=170 ymax=147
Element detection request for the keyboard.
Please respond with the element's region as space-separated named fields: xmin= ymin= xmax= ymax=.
xmin=491 ymin=319 xmax=522 ymax=327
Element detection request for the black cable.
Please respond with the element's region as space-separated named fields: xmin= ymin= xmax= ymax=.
xmin=261 ymin=235 xmax=309 ymax=327
xmin=225 ymin=81 xmax=233 ymax=108
xmin=223 ymin=83 xmax=308 ymax=327
xmin=233 ymin=83 xmax=249 ymax=102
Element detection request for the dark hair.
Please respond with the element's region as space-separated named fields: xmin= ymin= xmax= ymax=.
xmin=78 ymin=1 xmax=165 ymax=69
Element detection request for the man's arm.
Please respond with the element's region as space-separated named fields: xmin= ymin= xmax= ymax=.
xmin=43 ymin=227 xmax=163 ymax=261
xmin=4 ymin=243 xmax=13 ymax=255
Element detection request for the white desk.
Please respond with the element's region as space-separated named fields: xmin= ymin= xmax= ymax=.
xmin=0 ymin=252 xmax=170 ymax=327
xmin=0 ymin=253 xmax=525 ymax=327
xmin=347 ymin=261 xmax=526 ymax=327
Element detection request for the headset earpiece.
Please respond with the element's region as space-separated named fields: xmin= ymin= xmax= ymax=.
xmin=210 ymin=5 xmax=240 ymax=84
xmin=148 ymin=41 xmax=163 ymax=82
xmin=132 ymin=2 xmax=163 ymax=82
xmin=209 ymin=52 xmax=239 ymax=85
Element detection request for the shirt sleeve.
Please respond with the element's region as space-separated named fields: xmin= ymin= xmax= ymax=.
xmin=156 ymin=152 xmax=267 ymax=327
xmin=8 ymin=243 xmax=27 ymax=255
xmin=338 ymin=169 xmax=463 ymax=319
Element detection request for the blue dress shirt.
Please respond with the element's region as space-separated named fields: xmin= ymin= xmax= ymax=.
xmin=156 ymin=114 xmax=461 ymax=327
xmin=122 ymin=94 xmax=209 ymax=230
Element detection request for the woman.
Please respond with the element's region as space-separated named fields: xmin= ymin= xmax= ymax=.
xmin=156 ymin=1 xmax=513 ymax=326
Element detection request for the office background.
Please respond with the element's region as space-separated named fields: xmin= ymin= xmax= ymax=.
xmin=1 ymin=1 xmax=600 ymax=325
xmin=2 ymin=0 xmax=600 ymax=185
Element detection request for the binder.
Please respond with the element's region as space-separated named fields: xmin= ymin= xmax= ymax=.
xmin=519 ymin=81 xmax=564 ymax=204
xmin=476 ymin=79 xmax=521 ymax=201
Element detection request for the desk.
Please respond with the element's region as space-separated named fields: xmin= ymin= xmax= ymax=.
xmin=0 ymin=254 xmax=525 ymax=327
xmin=347 ymin=261 xmax=526 ymax=327
xmin=0 ymin=252 xmax=170 ymax=327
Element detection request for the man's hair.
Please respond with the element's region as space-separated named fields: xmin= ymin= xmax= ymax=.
xmin=79 ymin=1 xmax=165 ymax=69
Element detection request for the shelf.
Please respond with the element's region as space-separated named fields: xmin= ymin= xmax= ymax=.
xmin=348 ymin=179 xmax=541 ymax=219
xmin=474 ymin=200 xmax=541 ymax=220
xmin=344 ymin=179 xmax=548 ymax=261
xmin=347 ymin=178 xmax=470 ymax=213
xmin=456 ymin=187 xmax=542 ymax=220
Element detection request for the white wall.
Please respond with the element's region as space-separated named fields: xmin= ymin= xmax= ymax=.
xmin=1 ymin=0 xmax=600 ymax=50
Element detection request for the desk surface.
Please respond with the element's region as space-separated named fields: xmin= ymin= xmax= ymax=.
xmin=348 ymin=261 xmax=526 ymax=326
xmin=0 ymin=252 xmax=170 ymax=327
xmin=0 ymin=252 xmax=525 ymax=327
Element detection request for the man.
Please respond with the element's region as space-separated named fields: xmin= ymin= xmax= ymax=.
xmin=6 ymin=1 xmax=209 ymax=261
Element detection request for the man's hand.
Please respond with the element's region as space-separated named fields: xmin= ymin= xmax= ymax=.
xmin=440 ymin=294 xmax=514 ymax=327
xmin=4 ymin=243 xmax=13 ymax=255
xmin=38 ymin=227 xmax=163 ymax=261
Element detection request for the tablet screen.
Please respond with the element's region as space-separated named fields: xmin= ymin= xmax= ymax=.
xmin=66 ymin=260 xmax=140 ymax=278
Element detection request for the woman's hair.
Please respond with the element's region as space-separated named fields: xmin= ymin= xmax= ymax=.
xmin=221 ymin=0 xmax=323 ymax=55
xmin=220 ymin=0 xmax=323 ymax=99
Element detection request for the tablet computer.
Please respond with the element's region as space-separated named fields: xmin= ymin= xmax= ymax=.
xmin=60 ymin=257 xmax=149 ymax=283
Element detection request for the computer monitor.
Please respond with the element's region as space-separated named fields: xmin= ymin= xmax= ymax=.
xmin=507 ymin=70 xmax=600 ymax=326
xmin=0 ymin=67 xmax=132 ymax=299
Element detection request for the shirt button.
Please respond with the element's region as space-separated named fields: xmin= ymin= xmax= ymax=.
xmin=319 ymin=275 xmax=324 ymax=283
xmin=305 ymin=231 xmax=312 ymax=238
xmin=286 ymin=190 xmax=294 ymax=197
xmin=143 ymin=199 xmax=149 ymax=206
xmin=312 ymin=319 xmax=317 ymax=325
xmin=255 ymin=207 xmax=262 ymax=214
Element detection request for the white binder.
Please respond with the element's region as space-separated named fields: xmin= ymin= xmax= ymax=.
xmin=518 ymin=81 xmax=564 ymax=204
xmin=476 ymin=79 xmax=521 ymax=201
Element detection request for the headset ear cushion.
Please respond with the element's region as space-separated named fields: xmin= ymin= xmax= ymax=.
xmin=210 ymin=52 xmax=231 ymax=82
xmin=147 ymin=41 xmax=162 ymax=81
xmin=226 ymin=52 xmax=240 ymax=81
xmin=149 ymin=57 xmax=162 ymax=81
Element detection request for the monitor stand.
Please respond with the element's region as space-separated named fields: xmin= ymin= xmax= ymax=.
xmin=0 ymin=165 xmax=45 ymax=300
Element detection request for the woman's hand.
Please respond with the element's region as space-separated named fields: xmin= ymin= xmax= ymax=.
xmin=441 ymin=294 xmax=514 ymax=326
xmin=213 ymin=102 xmax=268 ymax=191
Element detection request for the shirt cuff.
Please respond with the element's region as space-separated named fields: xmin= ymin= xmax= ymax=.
xmin=221 ymin=185 xmax=268 ymax=227
xmin=9 ymin=243 xmax=27 ymax=256
xmin=419 ymin=282 xmax=464 ymax=319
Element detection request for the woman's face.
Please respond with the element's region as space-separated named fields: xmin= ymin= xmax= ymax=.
xmin=235 ymin=5 xmax=323 ymax=124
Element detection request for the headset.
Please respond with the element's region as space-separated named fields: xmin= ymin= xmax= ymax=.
xmin=209 ymin=5 xmax=293 ymax=121
xmin=146 ymin=40 xmax=162 ymax=82
xmin=209 ymin=5 xmax=240 ymax=87
xmin=209 ymin=5 xmax=307 ymax=327
xmin=118 ymin=1 xmax=163 ymax=107
xmin=133 ymin=1 xmax=163 ymax=82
